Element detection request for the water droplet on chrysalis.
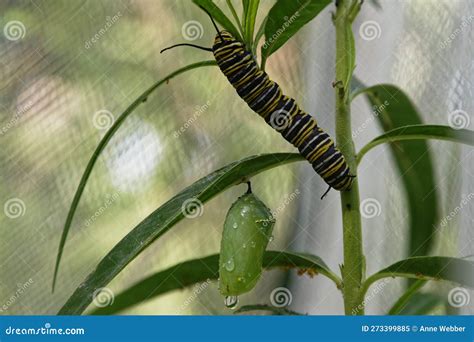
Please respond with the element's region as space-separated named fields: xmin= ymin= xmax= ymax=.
xmin=240 ymin=206 xmax=250 ymax=217
xmin=232 ymin=222 xmax=238 ymax=229
xmin=269 ymin=235 xmax=274 ymax=242
xmin=225 ymin=258 xmax=235 ymax=271
xmin=224 ymin=295 xmax=239 ymax=309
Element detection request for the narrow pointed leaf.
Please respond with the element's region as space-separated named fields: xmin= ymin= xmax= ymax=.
xmin=397 ymin=293 xmax=445 ymax=315
xmin=57 ymin=153 xmax=305 ymax=315
xmin=242 ymin=0 xmax=260 ymax=46
xmin=254 ymin=16 xmax=267 ymax=45
xmin=354 ymin=83 xmax=438 ymax=259
xmin=85 ymin=250 xmax=338 ymax=315
xmin=193 ymin=0 xmax=242 ymax=40
xmin=261 ymin=0 xmax=331 ymax=65
xmin=343 ymin=23 xmax=356 ymax=92
xmin=226 ymin=0 xmax=244 ymax=39
xmin=388 ymin=280 xmax=427 ymax=315
xmin=357 ymin=125 xmax=474 ymax=164
xmin=52 ymin=61 xmax=218 ymax=291
xmin=361 ymin=256 xmax=474 ymax=303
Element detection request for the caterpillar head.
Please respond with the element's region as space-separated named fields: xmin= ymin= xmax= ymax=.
xmin=213 ymin=31 xmax=241 ymax=48
xmin=212 ymin=31 xmax=247 ymax=67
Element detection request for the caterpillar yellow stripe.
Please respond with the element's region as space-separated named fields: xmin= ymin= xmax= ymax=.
xmin=213 ymin=31 xmax=353 ymax=192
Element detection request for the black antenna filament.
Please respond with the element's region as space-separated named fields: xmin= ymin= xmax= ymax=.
xmin=198 ymin=5 xmax=223 ymax=40
xmin=160 ymin=43 xmax=212 ymax=54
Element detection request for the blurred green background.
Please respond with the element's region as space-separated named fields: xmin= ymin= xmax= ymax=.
xmin=0 ymin=0 xmax=473 ymax=315
xmin=0 ymin=0 xmax=306 ymax=314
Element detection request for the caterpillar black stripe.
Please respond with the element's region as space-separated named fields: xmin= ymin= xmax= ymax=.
xmin=161 ymin=9 xmax=354 ymax=195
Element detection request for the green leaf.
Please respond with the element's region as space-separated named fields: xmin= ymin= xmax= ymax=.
xmin=79 ymin=250 xmax=338 ymax=315
xmin=193 ymin=0 xmax=242 ymax=40
xmin=226 ymin=0 xmax=245 ymax=38
xmin=261 ymin=0 xmax=331 ymax=66
xmin=52 ymin=60 xmax=218 ymax=292
xmin=242 ymin=0 xmax=260 ymax=47
xmin=354 ymin=83 xmax=438 ymax=259
xmin=397 ymin=292 xmax=445 ymax=315
xmin=373 ymin=256 xmax=474 ymax=286
xmin=388 ymin=279 xmax=427 ymax=315
xmin=360 ymin=256 xmax=474 ymax=306
xmin=252 ymin=16 xmax=267 ymax=57
xmin=57 ymin=153 xmax=306 ymax=315
xmin=357 ymin=125 xmax=474 ymax=164
xmin=234 ymin=304 xmax=304 ymax=315
xmin=254 ymin=16 xmax=267 ymax=45
xmin=343 ymin=22 xmax=356 ymax=93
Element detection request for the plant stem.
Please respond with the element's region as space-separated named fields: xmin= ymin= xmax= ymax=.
xmin=333 ymin=0 xmax=365 ymax=315
xmin=226 ymin=0 xmax=245 ymax=39
xmin=356 ymin=124 xmax=474 ymax=165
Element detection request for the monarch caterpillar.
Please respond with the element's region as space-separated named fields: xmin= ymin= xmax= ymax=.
xmin=161 ymin=8 xmax=355 ymax=198
xmin=219 ymin=183 xmax=275 ymax=297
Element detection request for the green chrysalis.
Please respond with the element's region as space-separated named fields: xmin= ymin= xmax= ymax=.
xmin=219 ymin=183 xmax=275 ymax=296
